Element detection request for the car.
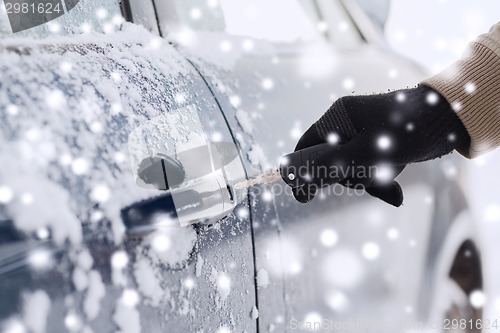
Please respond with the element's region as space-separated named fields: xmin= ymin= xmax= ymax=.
xmin=0 ymin=0 xmax=483 ymax=332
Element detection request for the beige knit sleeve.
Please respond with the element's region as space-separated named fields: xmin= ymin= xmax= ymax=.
xmin=421 ymin=22 xmax=500 ymax=158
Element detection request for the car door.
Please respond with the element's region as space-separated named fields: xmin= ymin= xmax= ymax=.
xmin=153 ymin=0 xmax=442 ymax=331
xmin=0 ymin=1 xmax=258 ymax=332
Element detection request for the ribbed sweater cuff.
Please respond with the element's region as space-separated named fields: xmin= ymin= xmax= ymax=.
xmin=421 ymin=42 xmax=500 ymax=158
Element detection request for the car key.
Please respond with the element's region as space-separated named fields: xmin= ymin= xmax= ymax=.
xmin=233 ymin=143 xmax=333 ymax=189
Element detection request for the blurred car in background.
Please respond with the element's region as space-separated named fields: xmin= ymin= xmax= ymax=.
xmin=0 ymin=0 xmax=483 ymax=332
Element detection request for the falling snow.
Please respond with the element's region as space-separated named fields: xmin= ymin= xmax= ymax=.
xmin=426 ymin=91 xmax=439 ymax=105
xmin=342 ymin=77 xmax=355 ymax=90
xmin=0 ymin=185 xmax=13 ymax=203
xmin=377 ymin=135 xmax=391 ymax=150
xmin=320 ymin=229 xmax=339 ymax=247
xmin=464 ymin=82 xmax=476 ymax=93
xmin=361 ymin=242 xmax=381 ymax=260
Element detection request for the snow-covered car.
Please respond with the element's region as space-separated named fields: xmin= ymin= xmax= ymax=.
xmin=0 ymin=0 xmax=483 ymax=332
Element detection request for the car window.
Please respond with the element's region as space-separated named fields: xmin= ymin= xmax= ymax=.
xmin=0 ymin=0 xmax=122 ymax=38
xmin=167 ymin=0 xmax=320 ymax=43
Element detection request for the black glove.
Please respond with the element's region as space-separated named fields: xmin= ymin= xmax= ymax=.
xmin=286 ymin=85 xmax=470 ymax=206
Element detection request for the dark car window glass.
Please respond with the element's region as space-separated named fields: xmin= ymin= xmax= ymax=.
xmin=0 ymin=0 xmax=122 ymax=38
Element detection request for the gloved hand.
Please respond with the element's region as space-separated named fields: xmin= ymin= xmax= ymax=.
xmin=287 ymin=85 xmax=470 ymax=206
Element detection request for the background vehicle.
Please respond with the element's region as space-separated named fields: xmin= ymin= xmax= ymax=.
xmin=0 ymin=0 xmax=484 ymax=332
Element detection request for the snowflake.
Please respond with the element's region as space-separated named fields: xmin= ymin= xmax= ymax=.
xmin=25 ymin=128 xmax=41 ymax=141
xmin=377 ymin=135 xmax=391 ymax=150
xmin=237 ymin=207 xmax=249 ymax=219
xmin=361 ymin=242 xmax=380 ymax=260
xmin=112 ymin=15 xmax=124 ymax=25
xmin=406 ymin=122 xmax=414 ymax=131
xmin=111 ymin=102 xmax=123 ymax=114
xmin=484 ymin=204 xmax=500 ymax=222
xmin=2 ymin=319 xmax=25 ymax=333
xmin=80 ymin=23 xmax=92 ymax=33
xmin=320 ymin=229 xmax=339 ymax=247
xmin=90 ymin=185 xmax=111 ymax=203
xmin=375 ymin=165 xmax=393 ymax=183
xmin=111 ymin=251 xmax=129 ymax=269
xmin=211 ymin=132 xmax=223 ymax=142
xmin=48 ymin=22 xmax=60 ymax=33
xmin=207 ymin=0 xmax=219 ymax=8
xmin=217 ymin=326 xmax=231 ymax=333
xmin=327 ymin=133 xmax=340 ymax=145
xmin=409 ymin=239 xmax=417 ymax=247
xmin=6 ymin=104 xmax=19 ymax=116
xmin=217 ymin=273 xmax=231 ymax=292
xmin=396 ymin=92 xmax=406 ymax=102
xmin=442 ymin=161 xmax=457 ymax=179
xmin=121 ymin=289 xmax=140 ymax=307
xmin=447 ymin=133 xmax=456 ymax=142
xmin=151 ymin=233 xmax=171 ymax=253
xmin=387 ymin=228 xmax=399 ymax=240
xmin=325 ymin=290 xmax=349 ymax=312
xmin=90 ymin=122 xmax=103 ymax=133
xmin=28 ymin=248 xmax=53 ymax=270
xmin=426 ymin=91 xmax=439 ymax=105
xmin=469 ymin=290 xmax=485 ymax=308
xmin=175 ymin=92 xmax=187 ymax=104
xmin=342 ymin=77 xmax=355 ymax=90
xmin=60 ymin=62 xmax=73 ymax=73
xmin=242 ymin=39 xmax=254 ymax=51
xmin=388 ymin=69 xmax=398 ymax=79
xmin=36 ymin=228 xmax=49 ymax=240
xmin=90 ymin=210 xmax=104 ymax=223
xmin=64 ymin=313 xmax=82 ymax=331
xmin=317 ymin=21 xmax=328 ymax=32
xmin=59 ymin=154 xmax=72 ymax=166
xmin=464 ymin=82 xmax=476 ymax=94
xmin=321 ymin=249 xmax=364 ymax=288
xmin=46 ymin=89 xmax=66 ymax=109
xmin=183 ymin=277 xmax=196 ymax=290
xmin=262 ymin=191 xmax=273 ymax=202
xmin=114 ymin=152 xmax=126 ymax=164
xmin=304 ymin=312 xmax=322 ymax=330
xmin=220 ymin=40 xmax=232 ymax=52
xmin=272 ymin=56 xmax=280 ymax=64
xmin=393 ymin=29 xmax=406 ymax=42
xmin=95 ymin=8 xmax=108 ymax=19
xmin=338 ymin=21 xmax=349 ymax=31
xmin=0 ymin=185 xmax=14 ymax=204
xmin=103 ymin=23 xmax=113 ymax=34
xmin=229 ymin=95 xmax=241 ymax=108
xmin=290 ymin=123 xmax=302 ymax=139
xmin=451 ymin=101 xmax=462 ymax=112
xmin=190 ymin=7 xmax=202 ymax=20
xmin=405 ymin=306 xmax=413 ymax=314
xmin=21 ymin=193 xmax=34 ymax=205
xmin=148 ymin=36 xmax=162 ymax=49
xmin=261 ymin=78 xmax=274 ymax=90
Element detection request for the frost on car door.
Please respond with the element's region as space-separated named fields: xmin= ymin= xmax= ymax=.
xmin=0 ymin=11 xmax=256 ymax=333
